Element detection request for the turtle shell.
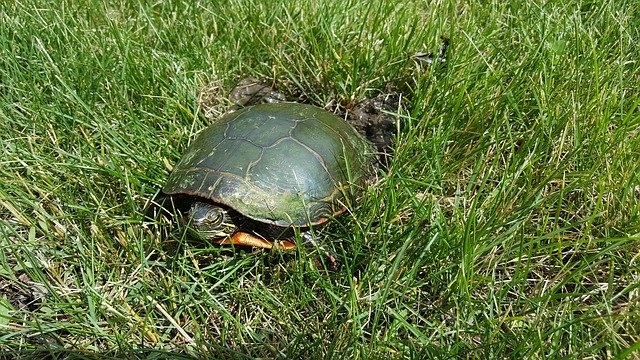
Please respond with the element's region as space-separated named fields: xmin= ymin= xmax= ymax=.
xmin=163 ymin=102 xmax=375 ymax=227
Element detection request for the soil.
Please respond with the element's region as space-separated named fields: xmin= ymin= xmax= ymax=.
xmin=229 ymin=77 xmax=286 ymax=108
xmin=0 ymin=272 xmax=47 ymax=311
xmin=345 ymin=93 xmax=402 ymax=165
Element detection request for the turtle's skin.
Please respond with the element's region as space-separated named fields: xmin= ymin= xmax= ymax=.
xmin=162 ymin=102 xmax=375 ymax=258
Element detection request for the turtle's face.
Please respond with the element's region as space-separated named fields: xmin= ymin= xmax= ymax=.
xmin=186 ymin=202 xmax=237 ymax=240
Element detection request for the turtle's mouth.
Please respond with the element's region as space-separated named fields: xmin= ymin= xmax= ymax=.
xmin=189 ymin=217 xmax=238 ymax=240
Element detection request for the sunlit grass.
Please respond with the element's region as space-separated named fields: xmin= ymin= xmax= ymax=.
xmin=0 ymin=0 xmax=638 ymax=358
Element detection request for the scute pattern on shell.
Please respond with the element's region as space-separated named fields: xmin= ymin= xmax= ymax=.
xmin=163 ymin=103 xmax=375 ymax=227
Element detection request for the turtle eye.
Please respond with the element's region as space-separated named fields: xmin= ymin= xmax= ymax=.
xmin=185 ymin=202 xmax=236 ymax=240
xmin=203 ymin=208 xmax=224 ymax=226
xmin=189 ymin=202 xmax=225 ymax=227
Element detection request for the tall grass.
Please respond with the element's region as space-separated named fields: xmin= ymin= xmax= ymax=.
xmin=0 ymin=0 xmax=638 ymax=358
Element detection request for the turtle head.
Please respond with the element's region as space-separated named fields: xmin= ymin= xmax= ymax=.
xmin=185 ymin=201 xmax=237 ymax=240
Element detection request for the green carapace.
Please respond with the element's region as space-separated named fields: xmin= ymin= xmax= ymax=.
xmin=162 ymin=102 xmax=375 ymax=251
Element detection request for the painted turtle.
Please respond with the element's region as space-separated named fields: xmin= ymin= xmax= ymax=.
xmin=161 ymin=102 xmax=375 ymax=263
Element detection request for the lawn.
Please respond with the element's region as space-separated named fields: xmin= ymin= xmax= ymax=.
xmin=1 ymin=0 xmax=639 ymax=359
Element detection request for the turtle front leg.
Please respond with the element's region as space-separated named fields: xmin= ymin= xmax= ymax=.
xmin=219 ymin=231 xmax=340 ymax=272
xmin=218 ymin=231 xmax=296 ymax=250
xmin=301 ymin=231 xmax=341 ymax=272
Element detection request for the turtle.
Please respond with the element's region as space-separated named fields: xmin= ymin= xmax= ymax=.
xmin=160 ymin=102 xmax=375 ymax=268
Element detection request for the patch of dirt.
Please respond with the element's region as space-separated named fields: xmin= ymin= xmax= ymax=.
xmin=0 ymin=273 xmax=47 ymax=311
xmin=197 ymin=81 xmax=227 ymax=120
xmin=229 ymin=77 xmax=286 ymax=109
xmin=345 ymin=93 xmax=403 ymax=165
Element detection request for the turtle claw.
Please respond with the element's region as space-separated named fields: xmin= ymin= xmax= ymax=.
xmin=302 ymin=232 xmax=341 ymax=272
xmin=314 ymin=251 xmax=341 ymax=272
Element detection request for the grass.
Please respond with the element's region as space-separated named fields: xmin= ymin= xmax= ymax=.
xmin=1 ymin=0 xmax=639 ymax=358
